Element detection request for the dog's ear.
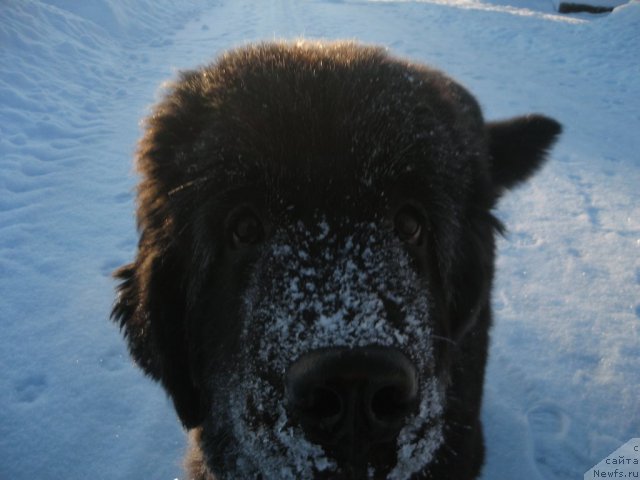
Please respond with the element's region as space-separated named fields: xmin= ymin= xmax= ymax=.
xmin=443 ymin=115 xmax=561 ymax=340
xmin=112 ymin=242 xmax=203 ymax=429
xmin=487 ymin=114 xmax=561 ymax=195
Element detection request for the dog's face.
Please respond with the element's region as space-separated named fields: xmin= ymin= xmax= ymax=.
xmin=200 ymin=204 xmax=443 ymax=478
xmin=113 ymin=42 xmax=560 ymax=479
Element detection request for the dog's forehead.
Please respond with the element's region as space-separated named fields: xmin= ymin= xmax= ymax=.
xmin=185 ymin=42 xmax=486 ymax=202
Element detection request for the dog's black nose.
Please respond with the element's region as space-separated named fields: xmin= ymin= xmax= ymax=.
xmin=285 ymin=346 xmax=418 ymax=453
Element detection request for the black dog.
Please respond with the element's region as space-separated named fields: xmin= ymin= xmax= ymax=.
xmin=112 ymin=41 xmax=560 ymax=479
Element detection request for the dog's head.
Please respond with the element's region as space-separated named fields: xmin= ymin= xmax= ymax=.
xmin=113 ymin=41 xmax=560 ymax=479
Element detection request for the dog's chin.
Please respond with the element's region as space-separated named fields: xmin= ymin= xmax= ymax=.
xmin=201 ymin=383 xmax=445 ymax=480
xmin=208 ymin=422 xmax=444 ymax=480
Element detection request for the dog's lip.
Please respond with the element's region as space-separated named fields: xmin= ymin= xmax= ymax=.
xmin=298 ymin=417 xmax=444 ymax=480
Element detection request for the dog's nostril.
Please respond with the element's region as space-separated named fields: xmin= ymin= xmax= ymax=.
xmin=370 ymin=385 xmax=412 ymax=422
xmin=305 ymin=386 xmax=342 ymax=420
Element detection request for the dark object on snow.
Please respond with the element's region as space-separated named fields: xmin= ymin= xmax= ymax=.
xmin=558 ymin=2 xmax=615 ymax=13
xmin=112 ymin=41 xmax=561 ymax=480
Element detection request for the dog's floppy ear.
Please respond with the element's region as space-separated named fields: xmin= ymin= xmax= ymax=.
xmin=487 ymin=114 xmax=561 ymax=194
xmin=112 ymin=241 xmax=203 ymax=429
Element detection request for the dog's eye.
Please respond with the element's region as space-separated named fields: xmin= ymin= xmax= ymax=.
xmin=230 ymin=211 xmax=263 ymax=247
xmin=394 ymin=207 xmax=423 ymax=245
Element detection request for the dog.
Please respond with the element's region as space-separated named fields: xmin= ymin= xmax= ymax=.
xmin=112 ymin=41 xmax=561 ymax=479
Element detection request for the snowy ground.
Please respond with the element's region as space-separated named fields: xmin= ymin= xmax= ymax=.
xmin=1 ymin=1 xmax=638 ymax=479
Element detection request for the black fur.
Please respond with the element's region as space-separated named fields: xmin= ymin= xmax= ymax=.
xmin=112 ymin=41 xmax=561 ymax=480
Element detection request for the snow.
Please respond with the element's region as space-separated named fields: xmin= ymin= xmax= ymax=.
xmin=1 ymin=1 xmax=638 ymax=479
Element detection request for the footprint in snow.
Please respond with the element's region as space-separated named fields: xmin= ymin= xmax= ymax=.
xmin=98 ymin=347 xmax=126 ymax=372
xmin=15 ymin=374 xmax=47 ymax=403
xmin=527 ymin=402 xmax=591 ymax=479
xmin=509 ymin=230 xmax=542 ymax=248
xmin=113 ymin=192 xmax=133 ymax=204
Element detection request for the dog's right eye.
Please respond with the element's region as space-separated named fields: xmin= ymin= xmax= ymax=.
xmin=394 ymin=206 xmax=424 ymax=245
xmin=229 ymin=210 xmax=264 ymax=248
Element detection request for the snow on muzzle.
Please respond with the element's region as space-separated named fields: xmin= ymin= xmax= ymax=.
xmin=231 ymin=219 xmax=445 ymax=479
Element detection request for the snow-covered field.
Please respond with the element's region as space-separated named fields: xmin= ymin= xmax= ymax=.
xmin=1 ymin=1 xmax=638 ymax=479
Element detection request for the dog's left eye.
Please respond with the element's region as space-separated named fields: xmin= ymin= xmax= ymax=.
xmin=394 ymin=207 xmax=423 ymax=245
xmin=229 ymin=211 xmax=264 ymax=247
